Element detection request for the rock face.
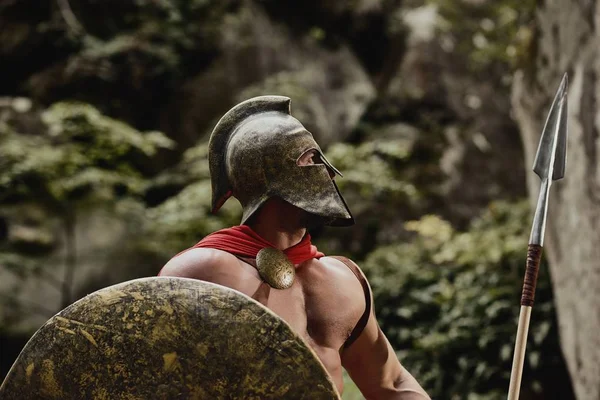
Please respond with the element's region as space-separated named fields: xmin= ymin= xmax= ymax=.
xmin=0 ymin=206 xmax=134 ymax=332
xmin=511 ymin=1 xmax=600 ymax=398
xmin=168 ymin=2 xmax=376 ymax=147
xmin=383 ymin=4 xmax=527 ymax=226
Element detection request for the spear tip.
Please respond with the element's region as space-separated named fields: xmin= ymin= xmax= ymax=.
xmin=558 ymin=72 xmax=568 ymax=97
xmin=532 ymin=73 xmax=569 ymax=180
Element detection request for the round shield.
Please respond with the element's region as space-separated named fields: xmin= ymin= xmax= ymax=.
xmin=0 ymin=277 xmax=340 ymax=399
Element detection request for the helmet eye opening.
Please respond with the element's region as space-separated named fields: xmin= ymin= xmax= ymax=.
xmin=297 ymin=148 xmax=323 ymax=166
xmin=297 ymin=148 xmax=335 ymax=178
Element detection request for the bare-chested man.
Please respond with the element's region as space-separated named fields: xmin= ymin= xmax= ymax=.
xmin=159 ymin=96 xmax=430 ymax=399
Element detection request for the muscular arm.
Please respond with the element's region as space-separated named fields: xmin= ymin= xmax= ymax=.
xmin=341 ymin=270 xmax=430 ymax=399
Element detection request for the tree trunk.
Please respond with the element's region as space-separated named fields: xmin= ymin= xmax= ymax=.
xmin=511 ymin=2 xmax=600 ymax=399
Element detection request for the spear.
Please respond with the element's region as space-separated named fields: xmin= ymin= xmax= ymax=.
xmin=507 ymin=73 xmax=568 ymax=400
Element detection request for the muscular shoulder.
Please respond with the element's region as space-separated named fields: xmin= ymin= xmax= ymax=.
xmin=159 ymin=248 xmax=240 ymax=281
xmin=320 ymin=256 xmax=368 ymax=288
xmin=300 ymin=256 xmax=369 ymax=311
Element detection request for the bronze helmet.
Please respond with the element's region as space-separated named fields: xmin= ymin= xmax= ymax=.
xmin=209 ymin=95 xmax=354 ymax=227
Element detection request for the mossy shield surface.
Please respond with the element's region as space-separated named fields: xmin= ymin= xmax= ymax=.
xmin=0 ymin=277 xmax=340 ymax=399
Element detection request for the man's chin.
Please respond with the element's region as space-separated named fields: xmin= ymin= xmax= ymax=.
xmin=304 ymin=213 xmax=330 ymax=230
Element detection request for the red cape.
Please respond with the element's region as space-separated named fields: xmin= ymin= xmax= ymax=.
xmin=160 ymin=225 xmax=324 ymax=274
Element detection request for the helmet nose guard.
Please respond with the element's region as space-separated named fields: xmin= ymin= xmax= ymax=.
xmin=208 ymin=96 xmax=354 ymax=227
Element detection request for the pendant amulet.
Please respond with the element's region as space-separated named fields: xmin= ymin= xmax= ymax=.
xmin=256 ymin=247 xmax=295 ymax=289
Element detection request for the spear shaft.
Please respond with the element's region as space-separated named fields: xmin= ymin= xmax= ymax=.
xmin=507 ymin=73 xmax=568 ymax=400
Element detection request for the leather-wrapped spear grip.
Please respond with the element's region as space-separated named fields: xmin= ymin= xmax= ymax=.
xmin=507 ymin=73 xmax=568 ymax=400
xmin=521 ymin=244 xmax=542 ymax=307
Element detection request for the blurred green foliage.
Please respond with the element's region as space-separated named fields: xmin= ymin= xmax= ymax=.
xmin=0 ymin=100 xmax=173 ymax=308
xmin=0 ymin=101 xmax=173 ymax=209
xmin=429 ymin=0 xmax=536 ymax=76
xmin=363 ymin=202 xmax=565 ymax=399
xmin=141 ymin=144 xmax=242 ymax=258
xmin=318 ymin=130 xmax=443 ymax=259
xmin=62 ymin=0 xmax=236 ymax=77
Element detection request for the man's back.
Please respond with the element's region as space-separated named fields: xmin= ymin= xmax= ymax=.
xmin=160 ymin=247 xmax=368 ymax=394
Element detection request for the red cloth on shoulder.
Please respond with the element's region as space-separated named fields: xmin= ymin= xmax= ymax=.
xmin=161 ymin=225 xmax=324 ymax=273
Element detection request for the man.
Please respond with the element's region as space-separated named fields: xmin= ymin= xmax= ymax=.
xmin=160 ymin=96 xmax=430 ymax=399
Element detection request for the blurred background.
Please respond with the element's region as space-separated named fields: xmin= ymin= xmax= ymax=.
xmin=1 ymin=0 xmax=598 ymax=398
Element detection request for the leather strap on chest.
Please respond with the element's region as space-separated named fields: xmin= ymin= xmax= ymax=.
xmin=330 ymin=256 xmax=372 ymax=349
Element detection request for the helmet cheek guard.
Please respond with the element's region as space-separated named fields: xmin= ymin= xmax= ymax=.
xmin=209 ymin=96 xmax=354 ymax=227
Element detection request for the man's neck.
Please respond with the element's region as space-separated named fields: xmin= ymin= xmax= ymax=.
xmin=249 ymin=222 xmax=306 ymax=251
xmin=247 ymin=198 xmax=308 ymax=251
